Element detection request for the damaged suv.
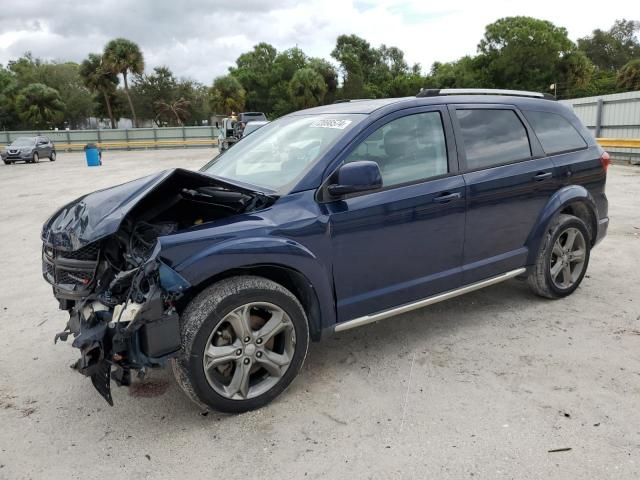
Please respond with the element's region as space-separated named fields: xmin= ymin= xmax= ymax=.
xmin=42 ymin=89 xmax=609 ymax=412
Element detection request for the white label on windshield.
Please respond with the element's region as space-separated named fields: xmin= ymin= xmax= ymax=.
xmin=309 ymin=119 xmax=352 ymax=130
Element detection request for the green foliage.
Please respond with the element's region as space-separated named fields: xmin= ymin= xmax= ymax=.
xmin=477 ymin=16 xmax=590 ymax=96
xmin=210 ymin=75 xmax=246 ymax=115
xmin=1 ymin=17 xmax=639 ymax=130
xmin=289 ymin=67 xmax=327 ymax=109
xmin=578 ymin=19 xmax=640 ymax=71
xmin=104 ymin=38 xmax=145 ymax=126
xmin=80 ymin=53 xmax=119 ymax=127
xmin=617 ymin=59 xmax=640 ymax=90
xmin=15 ymin=83 xmax=65 ymax=129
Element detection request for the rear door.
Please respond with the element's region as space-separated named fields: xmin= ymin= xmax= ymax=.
xmin=449 ymin=104 xmax=556 ymax=284
xmin=326 ymin=106 xmax=466 ymax=322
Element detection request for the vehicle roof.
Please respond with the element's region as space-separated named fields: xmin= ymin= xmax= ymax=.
xmin=292 ymin=94 xmax=569 ymax=116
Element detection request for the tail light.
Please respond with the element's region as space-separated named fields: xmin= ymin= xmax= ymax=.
xmin=600 ymin=151 xmax=611 ymax=173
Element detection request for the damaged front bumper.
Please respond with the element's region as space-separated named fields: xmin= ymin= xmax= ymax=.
xmin=53 ymin=251 xmax=190 ymax=406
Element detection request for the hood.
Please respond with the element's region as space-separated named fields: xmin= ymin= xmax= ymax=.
xmin=41 ymin=168 xmax=267 ymax=251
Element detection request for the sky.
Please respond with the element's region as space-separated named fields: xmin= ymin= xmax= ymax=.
xmin=0 ymin=0 xmax=637 ymax=84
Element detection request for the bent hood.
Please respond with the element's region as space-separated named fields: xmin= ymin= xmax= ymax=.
xmin=41 ymin=168 xmax=266 ymax=251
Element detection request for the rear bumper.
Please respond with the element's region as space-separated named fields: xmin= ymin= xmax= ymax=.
xmin=594 ymin=217 xmax=609 ymax=246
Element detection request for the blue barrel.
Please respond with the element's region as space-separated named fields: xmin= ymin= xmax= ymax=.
xmin=84 ymin=143 xmax=101 ymax=167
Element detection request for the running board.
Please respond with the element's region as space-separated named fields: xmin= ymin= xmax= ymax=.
xmin=334 ymin=268 xmax=526 ymax=332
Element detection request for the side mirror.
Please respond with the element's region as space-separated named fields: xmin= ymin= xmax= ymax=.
xmin=327 ymin=161 xmax=383 ymax=197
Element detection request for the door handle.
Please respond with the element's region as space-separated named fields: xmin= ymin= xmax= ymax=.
xmin=433 ymin=192 xmax=461 ymax=203
xmin=533 ymin=171 xmax=552 ymax=181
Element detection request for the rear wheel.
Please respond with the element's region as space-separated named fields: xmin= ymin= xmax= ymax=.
xmin=49 ymin=151 xmax=56 ymax=161
xmin=528 ymin=214 xmax=591 ymax=299
xmin=172 ymin=276 xmax=309 ymax=413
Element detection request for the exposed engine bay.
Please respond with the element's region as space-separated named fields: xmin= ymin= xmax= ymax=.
xmin=41 ymin=168 xmax=275 ymax=405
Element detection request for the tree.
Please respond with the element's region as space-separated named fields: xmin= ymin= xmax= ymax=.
xmin=477 ymin=16 xmax=592 ymax=94
xmin=578 ymin=19 xmax=640 ymax=71
xmin=289 ymin=68 xmax=327 ymax=109
xmin=308 ymin=58 xmax=338 ymax=103
xmin=0 ymin=66 xmax=18 ymax=129
xmin=229 ymin=43 xmax=278 ymax=113
xmin=15 ymin=83 xmax=65 ymax=129
xmin=331 ymin=34 xmax=378 ymax=98
xmin=79 ymin=54 xmax=119 ymax=128
xmin=210 ymin=75 xmax=245 ymax=115
xmin=132 ymin=66 xmax=177 ymax=125
xmin=617 ymin=59 xmax=640 ymax=90
xmin=155 ymin=97 xmax=191 ymax=126
xmin=427 ymin=56 xmax=486 ymax=88
xmin=103 ymin=38 xmax=144 ymax=127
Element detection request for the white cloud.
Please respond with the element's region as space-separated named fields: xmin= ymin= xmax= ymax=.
xmin=0 ymin=0 xmax=635 ymax=83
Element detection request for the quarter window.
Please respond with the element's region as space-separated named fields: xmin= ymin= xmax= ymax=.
xmin=523 ymin=110 xmax=587 ymax=154
xmin=344 ymin=112 xmax=448 ymax=187
xmin=456 ymin=109 xmax=531 ymax=170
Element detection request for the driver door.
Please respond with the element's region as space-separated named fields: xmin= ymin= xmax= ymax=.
xmin=325 ymin=107 xmax=466 ymax=322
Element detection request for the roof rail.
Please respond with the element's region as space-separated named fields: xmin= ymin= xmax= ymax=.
xmin=417 ymin=88 xmax=556 ymax=100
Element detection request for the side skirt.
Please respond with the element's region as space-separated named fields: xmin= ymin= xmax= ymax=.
xmin=334 ymin=268 xmax=526 ymax=332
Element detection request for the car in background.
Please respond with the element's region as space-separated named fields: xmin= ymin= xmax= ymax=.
xmin=241 ymin=120 xmax=269 ymax=137
xmin=2 ymin=136 xmax=56 ymax=164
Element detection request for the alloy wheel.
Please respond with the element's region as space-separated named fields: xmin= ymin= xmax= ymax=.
xmin=203 ymin=302 xmax=296 ymax=400
xmin=549 ymin=227 xmax=586 ymax=289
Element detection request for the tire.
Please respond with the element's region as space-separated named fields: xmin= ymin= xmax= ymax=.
xmin=32 ymin=152 xmax=39 ymax=163
xmin=172 ymin=275 xmax=309 ymax=413
xmin=3 ymin=160 xmax=9 ymax=165
xmin=49 ymin=151 xmax=56 ymax=161
xmin=528 ymin=214 xmax=591 ymax=299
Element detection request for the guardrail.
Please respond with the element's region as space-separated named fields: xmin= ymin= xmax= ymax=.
xmin=0 ymin=126 xmax=221 ymax=151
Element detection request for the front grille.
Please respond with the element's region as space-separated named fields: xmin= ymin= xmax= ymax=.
xmin=42 ymin=243 xmax=100 ymax=297
xmin=58 ymin=243 xmax=100 ymax=261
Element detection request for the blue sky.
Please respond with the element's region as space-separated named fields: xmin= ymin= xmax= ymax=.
xmin=0 ymin=0 xmax=635 ymax=83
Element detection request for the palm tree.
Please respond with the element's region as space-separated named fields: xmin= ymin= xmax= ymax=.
xmin=15 ymin=83 xmax=65 ymax=129
xmin=79 ymin=53 xmax=119 ymax=128
xmin=289 ymin=67 xmax=327 ymax=109
xmin=155 ymin=97 xmax=191 ymax=126
xmin=209 ymin=75 xmax=245 ymax=115
xmin=103 ymin=38 xmax=144 ymax=127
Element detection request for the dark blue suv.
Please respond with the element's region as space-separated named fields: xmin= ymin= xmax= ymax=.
xmin=42 ymin=89 xmax=609 ymax=412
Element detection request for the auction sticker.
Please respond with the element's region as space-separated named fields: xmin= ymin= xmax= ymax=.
xmin=309 ymin=119 xmax=352 ymax=129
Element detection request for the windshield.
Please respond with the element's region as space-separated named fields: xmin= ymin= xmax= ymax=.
xmin=203 ymin=114 xmax=365 ymax=191
xmin=11 ymin=137 xmax=36 ymax=147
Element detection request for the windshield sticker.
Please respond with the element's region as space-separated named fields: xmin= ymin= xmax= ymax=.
xmin=309 ymin=119 xmax=352 ymax=130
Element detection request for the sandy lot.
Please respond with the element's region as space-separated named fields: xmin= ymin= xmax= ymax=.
xmin=0 ymin=149 xmax=639 ymax=480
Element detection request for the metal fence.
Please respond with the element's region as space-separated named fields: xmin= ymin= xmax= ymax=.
xmin=0 ymin=126 xmax=221 ymax=151
xmin=562 ymin=90 xmax=640 ymax=163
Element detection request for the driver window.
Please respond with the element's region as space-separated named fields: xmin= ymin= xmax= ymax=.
xmin=345 ymin=112 xmax=448 ymax=187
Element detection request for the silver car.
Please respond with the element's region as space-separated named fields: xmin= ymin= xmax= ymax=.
xmin=2 ymin=136 xmax=57 ymax=164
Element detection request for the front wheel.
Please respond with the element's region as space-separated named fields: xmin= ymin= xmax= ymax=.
xmin=172 ymin=276 xmax=309 ymax=413
xmin=32 ymin=152 xmax=39 ymax=163
xmin=528 ymin=214 xmax=591 ymax=299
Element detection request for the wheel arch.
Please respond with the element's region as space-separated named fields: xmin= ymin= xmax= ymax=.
xmin=526 ymin=185 xmax=599 ymax=265
xmin=177 ymin=264 xmax=326 ymax=342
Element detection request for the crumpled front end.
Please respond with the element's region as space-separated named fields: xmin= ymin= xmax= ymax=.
xmin=41 ymin=168 xmax=275 ymax=405
xmin=46 ymin=242 xmax=189 ymax=405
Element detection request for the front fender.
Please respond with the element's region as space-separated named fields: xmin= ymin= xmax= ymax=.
xmin=159 ymin=235 xmax=336 ymax=330
xmin=525 ymin=185 xmax=598 ymax=265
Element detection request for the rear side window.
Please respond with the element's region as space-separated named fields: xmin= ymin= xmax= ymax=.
xmin=456 ymin=109 xmax=531 ymax=170
xmin=523 ymin=110 xmax=587 ymax=154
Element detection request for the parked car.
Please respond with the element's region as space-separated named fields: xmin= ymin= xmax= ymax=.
xmin=3 ymin=136 xmax=56 ymax=164
xmin=42 ymin=89 xmax=609 ymax=412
